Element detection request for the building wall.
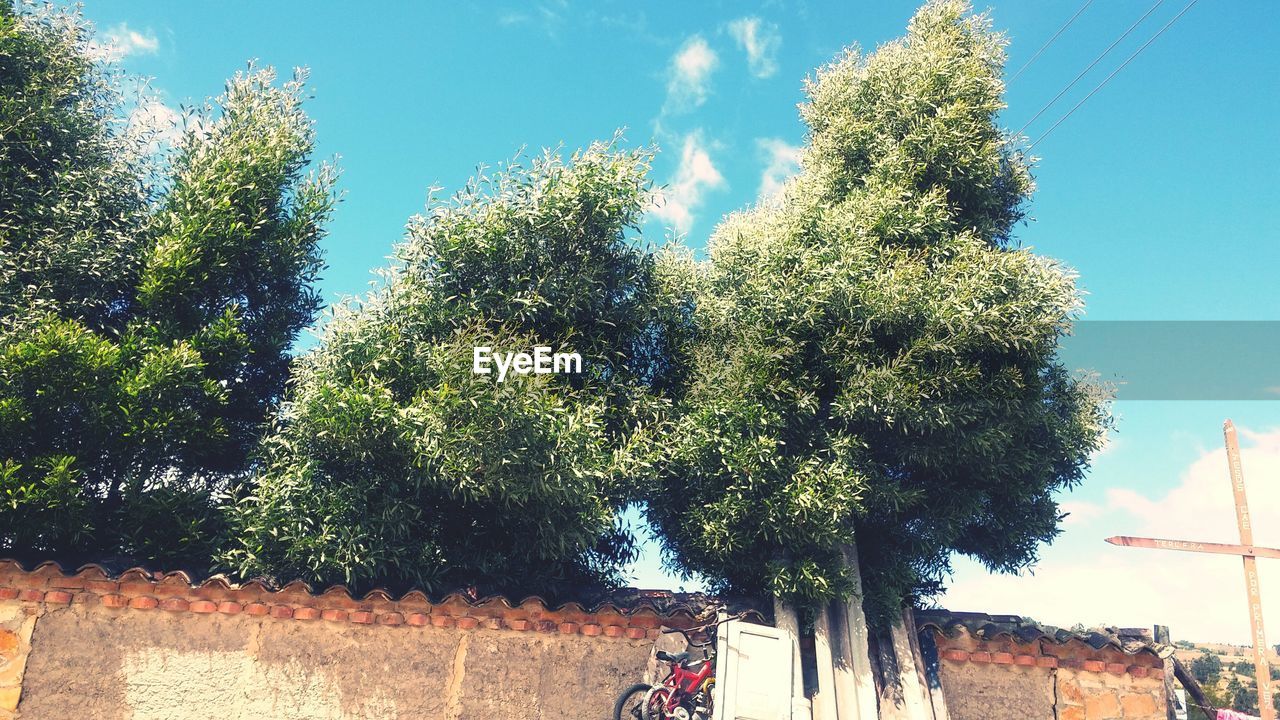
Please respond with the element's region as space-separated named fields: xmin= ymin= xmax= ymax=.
xmin=932 ymin=629 xmax=1167 ymax=720
xmin=0 ymin=562 xmax=674 ymax=720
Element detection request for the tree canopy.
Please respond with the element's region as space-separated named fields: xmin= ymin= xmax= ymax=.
xmin=1 ymin=1 xmax=1109 ymax=627
xmin=0 ymin=3 xmax=335 ymax=565
xmin=645 ymin=0 xmax=1110 ymax=625
xmin=222 ymin=144 xmax=688 ymax=597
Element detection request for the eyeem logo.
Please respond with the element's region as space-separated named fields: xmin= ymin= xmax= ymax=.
xmin=473 ymin=346 xmax=582 ymax=382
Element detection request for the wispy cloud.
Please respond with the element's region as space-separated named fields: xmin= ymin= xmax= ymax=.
xmin=88 ymin=22 xmax=159 ymax=62
xmin=756 ymin=137 xmax=801 ymax=201
xmin=664 ymin=36 xmax=718 ymax=114
xmin=727 ymin=17 xmax=781 ymax=79
xmin=497 ymin=1 xmax=569 ymax=38
xmin=649 ymin=132 xmax=725 ymax=235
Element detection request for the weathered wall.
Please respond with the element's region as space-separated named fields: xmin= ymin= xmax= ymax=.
xmin=0 ymin=603 xmax=37 ymax=718
xmin=0 ymin=561 xmax=683 ymax=720
xmin=14 ymin=601 xmax=649 ymax=719
xmin=936 ymin=658 xmax=1056 ymax=719
xmin=933 ymin=628 xmax=1167 ymax=720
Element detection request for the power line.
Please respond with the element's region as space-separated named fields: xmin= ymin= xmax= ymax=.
xmin=1008 ymin=0 xmax=1095 ymax=84
xmin=1016 ymin=0 xmax=1167 ymax=137
xmin=1029 ymin=0 xmax=1201 ymax=150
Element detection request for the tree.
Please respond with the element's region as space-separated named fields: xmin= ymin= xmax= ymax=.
xmin=222 ymin=143 xmax=687 ymax=598
xmin=1192 ymin=650 xmax=1223 ymax=684
xmin=0 ymin=3 xmax=335 ymax=565
xmin=645 ymin=0 xmax=1110 ymax=625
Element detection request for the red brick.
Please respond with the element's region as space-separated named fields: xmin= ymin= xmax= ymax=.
xmin=1036 ymin=656 xmax=1058 ymax=668
xmin=85 ymin=580 xmax=119 ymax=593
xmin=626 ymin=627 xmax=647 ymax=640
xmin=603 ymin=625 xmax=625 ymax=638
xmin=0 ymin=588 xmax=18 ymax=601
xmin=992 ymin=652 xmax=1014 ymax=665
xmin=970 ymin=652 xmax=991 ymax=664
xmin=192 ymin=600 xmax=220 ymax=614
xmin=129 ymin=596 xmax=159 ymax=610
xmin=160 ymin=598 xmax=190 ymax=612
xmin=321 ymin=609 xmax=349 ymax=622
xmin=405 ymin=613 xmax=430 ymax=627
xmin=430 ymin=614 xmax=455 ymax=628
xmin=1014 ymin=655 xmax=1037 ymax=667
xmin=509 ymin=619 xmax=531 ymax=631
xmin=581 ymin=623 xmax=602 ymax=637
xmin=1129 ymin=665 xmax=1149 ymax=678
xmin=1058 ymin=657 xmax=1082 ymax=669
xmin=101 ymin=594 xmax=128 ymax=609
xmin=270 ymin=605 xmax=294 ymax=619
xmin=378 ymin=612 xmax=405 ymax=627
xmin=217 ymin=601 xmax=242 ymax=615
xmin=350 ymin=611 xmax=374 ymax=624
xmin=1082 ymin=660 xmax=1106 ymax=673
xmin=44 ymin=590 xmax=73 ymax=604
xmin=17 ymin=589 xmax=43 ymax=602
xmin=1106 ymin=662 xmax=1126 ymax=676
xmin=559 ymin=622 xmax=580 ymax=634
xmin=243 ymin=602 xmax=270 ymax=616
xmin=293 ymin=606 xmax=320 ymax=621
xmin=454 ymin=616 xmax=477 ymax=630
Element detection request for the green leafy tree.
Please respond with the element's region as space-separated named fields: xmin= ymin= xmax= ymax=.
xmin=223 ymin=143 xmax=686 ymax=597
xmin=1192 ymin=650 xmax=1223 ymax=685
xmin=646 ymin=0 xmax=1110 ymax=625
xmin=0 ymin=3 xmax=334 ymax=565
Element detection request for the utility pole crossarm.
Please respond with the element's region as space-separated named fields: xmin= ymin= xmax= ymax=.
xmin=1105 ymin=535 xmax=1280 ymax=561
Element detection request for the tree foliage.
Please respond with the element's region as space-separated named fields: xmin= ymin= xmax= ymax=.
xmin=223 ymin=143 xmax=686 ymax=597
xmin=645 ymin=0 xmax=1110 ymax=624
xmin=0 ymin=3 xmax=334 ymax=565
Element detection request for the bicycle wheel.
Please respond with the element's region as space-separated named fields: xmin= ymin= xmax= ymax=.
xmin=614 ymin=683 xmax=652 ymax=720
xmin=641 ymin=686 xmax=673 ymax=720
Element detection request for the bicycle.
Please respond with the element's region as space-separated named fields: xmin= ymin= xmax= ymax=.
xmin=613 ymin=611 xmax=747 ymax=720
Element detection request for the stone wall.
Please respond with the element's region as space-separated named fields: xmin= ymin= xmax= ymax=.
xmin=0 ymin=603 xmax=37 ymax=718
xmin=0 ymin=561 xmax=686 ymax=719
xmin=931 ymin=627 xmax=1167 ymax=720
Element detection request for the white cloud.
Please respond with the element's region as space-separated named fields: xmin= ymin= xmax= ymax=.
xmin=88 ymin=23 xmax=159 ymax=62
xmin=942 ymin=427 xmax=1280 ymax=644
xmin=649 ymin=132 xmax=726 ymax=235
xmin=756 ymin=137 xmax=801 ymax=201
xmin=1058 ymin=500 xmax=1105 ymax=527
xmin=497 ymin=1 xmax=567 ymax=36
xmin=728 ymin=17 xmax=781 ymax=79
xmin=664 ymin=36 xmax=718 ymax=114
xmin=125 ymin=101 xmax=199 ymax=155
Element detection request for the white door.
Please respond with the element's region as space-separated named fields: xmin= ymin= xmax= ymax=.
xmin=714 ymin=618 xmax=796 ymax=720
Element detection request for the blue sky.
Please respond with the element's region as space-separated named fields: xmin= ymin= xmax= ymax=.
xmin=82 ymin=1 xmax=1279 ymax=643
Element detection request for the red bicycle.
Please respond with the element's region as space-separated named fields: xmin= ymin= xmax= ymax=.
xmin=613 ymin=612 xmax=745 ymax=720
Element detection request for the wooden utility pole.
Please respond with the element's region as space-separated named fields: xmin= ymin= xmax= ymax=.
xmin=1105 ymin=420 xmax=1276 ymax=720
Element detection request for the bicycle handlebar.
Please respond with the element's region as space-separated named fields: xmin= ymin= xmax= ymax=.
xmin=660 ymin=611 xmax=749 ymax=647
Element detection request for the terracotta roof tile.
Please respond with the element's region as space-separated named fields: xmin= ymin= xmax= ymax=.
xmin=914 ymin=609 xmax=1172 ymax=658
xmin=0 ymin=558 xmax=763 ymax=628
